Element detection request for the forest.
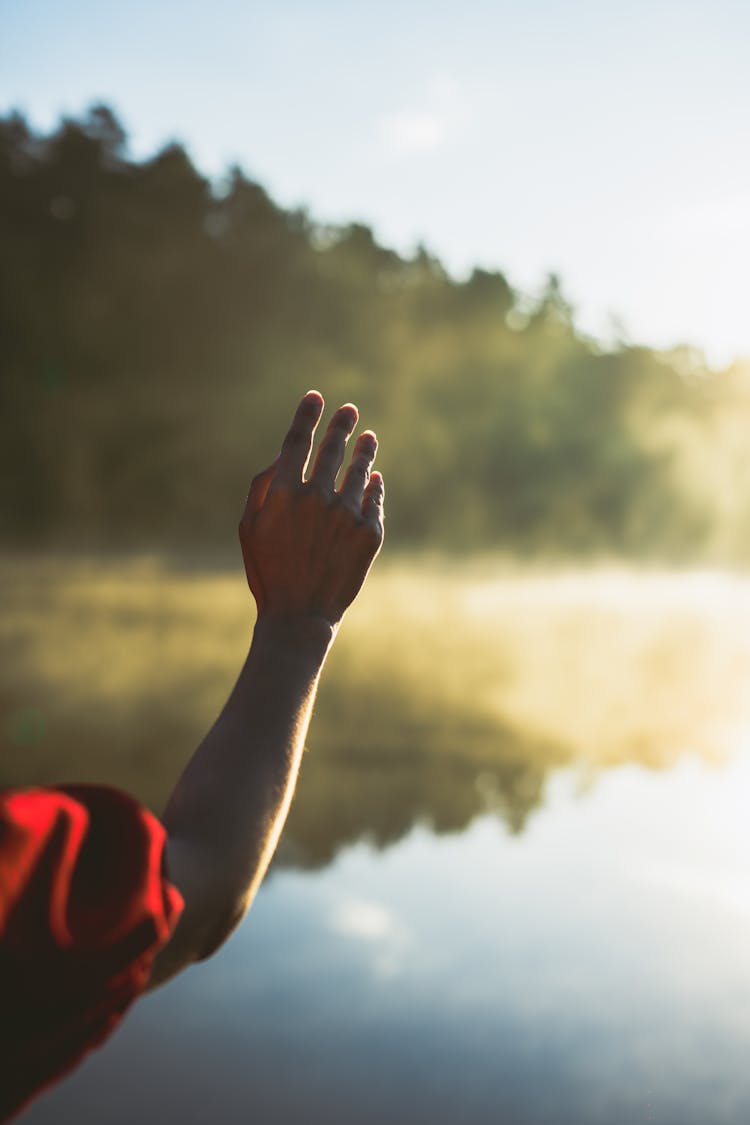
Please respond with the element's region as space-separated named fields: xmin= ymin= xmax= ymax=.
xmin=2 ymin=104 xmax=750 ymax=562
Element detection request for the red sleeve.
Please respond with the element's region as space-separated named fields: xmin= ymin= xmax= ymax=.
xmin=0 ymin=785 xmax=184 ymax=1122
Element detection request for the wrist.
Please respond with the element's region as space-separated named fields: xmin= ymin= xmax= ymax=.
xmin=252 ymin=611 xmax=337 ymax=658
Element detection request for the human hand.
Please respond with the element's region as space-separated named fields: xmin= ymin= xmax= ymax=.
xmin=239 ymin=390 xmax=385 ymax=628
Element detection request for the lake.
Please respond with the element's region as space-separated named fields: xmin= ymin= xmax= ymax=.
xmin=5 ymin=556 xmax=750 ymax=1124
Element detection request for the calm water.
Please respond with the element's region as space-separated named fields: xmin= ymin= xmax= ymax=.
xmin=7 ymin=559 xmax=750 ymax=1123
xmin=19 ymin=750 xmax=750 ymax=1124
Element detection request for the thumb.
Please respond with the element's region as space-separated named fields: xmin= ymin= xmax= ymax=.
xmin=244 ymin=457 xmax=279 ymax=519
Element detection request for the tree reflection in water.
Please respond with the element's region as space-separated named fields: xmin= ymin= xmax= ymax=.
xmin=4 ymin=556 xmax=750 ymax=873
xmin=8 ymin=557 xmax=750 ymax=1124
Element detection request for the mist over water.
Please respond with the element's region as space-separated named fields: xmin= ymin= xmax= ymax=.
xmin=6 ymin=556 xmax=750 ymax=854
xmin=6 ymin=555 xmax=750 ymax=1124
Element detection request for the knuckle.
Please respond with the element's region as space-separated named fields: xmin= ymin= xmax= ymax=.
xmin=339 ymin=496 xmax=362 ymax=519
xmin=318 ymin=442 xmax=345 ymax=466
xmin=283 ymin=425 xmax=307 ymax=448
xmin=329 ymin=428 xmax=349 ymax=448
xmin=305 ymin=479 xmax=332 ymax=503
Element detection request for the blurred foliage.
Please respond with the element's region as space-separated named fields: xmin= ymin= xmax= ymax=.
xmin=2 ymin=105 xmax=750 ymax=559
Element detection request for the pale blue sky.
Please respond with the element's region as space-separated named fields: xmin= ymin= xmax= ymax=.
xmin=2 ymin=0 xmax=749 ymax=364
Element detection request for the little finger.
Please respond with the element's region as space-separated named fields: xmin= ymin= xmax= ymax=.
xmin=361 ymin=471 xmax=385 ymax=538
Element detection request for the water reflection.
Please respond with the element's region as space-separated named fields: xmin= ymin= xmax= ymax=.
xmin=6 ymin=558 xmax=750 ymax=871
xmin=7 ymin=557 xmax=750 ymax=1121
xmin=19 ymin=753 xmax=750 ymax=1125
xmin=277 ymin=732 xmax=558 ymax=869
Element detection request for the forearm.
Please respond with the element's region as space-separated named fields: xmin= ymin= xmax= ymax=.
xmin=150 ymin=614 xmax=334 ymax=983
xmin=148 ymin=390 xmax=384 ymax=988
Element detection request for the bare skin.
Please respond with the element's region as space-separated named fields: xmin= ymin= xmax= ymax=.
xmin=148 ymin=391 xmax=384 ymax=988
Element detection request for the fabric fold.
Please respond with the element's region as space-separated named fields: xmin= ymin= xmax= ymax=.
xmin=0 ymin=785 xmax=183 ymax=1122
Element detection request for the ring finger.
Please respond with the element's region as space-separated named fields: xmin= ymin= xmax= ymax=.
xmin=339 ymin=431 xmax=377 ymax=509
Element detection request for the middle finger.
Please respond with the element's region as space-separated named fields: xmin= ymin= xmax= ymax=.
xmin=308 ymin=404 xmax=359 ymax=490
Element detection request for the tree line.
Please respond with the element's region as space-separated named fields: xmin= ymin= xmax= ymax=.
xmin=2 ymin=104 xmax=749 ymax=560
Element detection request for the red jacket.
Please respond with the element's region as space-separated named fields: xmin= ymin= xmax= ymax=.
xmin=0 ymin=785 xmax=183 ymax=1121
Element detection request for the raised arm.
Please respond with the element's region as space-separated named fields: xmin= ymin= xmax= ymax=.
xmin=148 ymin=391 xmax=384 ymax=987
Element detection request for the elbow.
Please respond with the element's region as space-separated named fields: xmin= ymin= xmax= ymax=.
xmin=194 ymin=895 xmax=250 ymax=961
xmin=146 ymin=895 xmax=248 ymax=990
xmin=149 ymin=836 xmax=256 ymax=988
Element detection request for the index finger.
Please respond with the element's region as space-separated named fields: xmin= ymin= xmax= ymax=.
xmin=273 ymin=390 xmax=325 ymax=486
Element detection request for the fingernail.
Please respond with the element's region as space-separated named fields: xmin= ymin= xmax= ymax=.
xmin=301 ymin=391 xmax=324 ymax=415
